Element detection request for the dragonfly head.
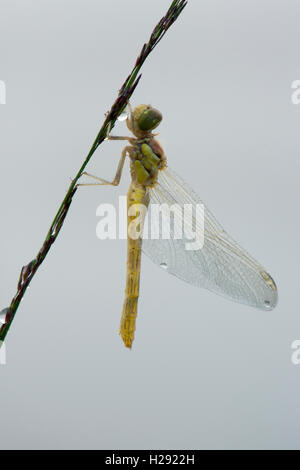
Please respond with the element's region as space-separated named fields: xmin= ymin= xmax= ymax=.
xmin=128 ymin=104 xmax=163 ymax=136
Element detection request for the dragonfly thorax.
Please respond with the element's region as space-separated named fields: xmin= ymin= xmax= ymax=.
xmin=130 ymin=138 xmax=166 ymax=187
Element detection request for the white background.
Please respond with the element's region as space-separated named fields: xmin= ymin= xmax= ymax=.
xmin=0 ymin=0 xmax=299 ymax=449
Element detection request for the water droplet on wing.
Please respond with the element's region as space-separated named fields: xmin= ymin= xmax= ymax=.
xmin=160 ymin=262 xmax=168 ymax=270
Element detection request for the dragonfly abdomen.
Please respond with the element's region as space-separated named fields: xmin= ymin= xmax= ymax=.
xmin=119 ymin=182 xmax=149 ymax=348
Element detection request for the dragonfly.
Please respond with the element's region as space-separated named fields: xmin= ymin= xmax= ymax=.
xmin=79 ymin=103 xmax=278 ymax=348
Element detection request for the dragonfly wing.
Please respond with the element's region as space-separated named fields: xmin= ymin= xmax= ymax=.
xmin=142 ymin=166 xmax=278 ymax=310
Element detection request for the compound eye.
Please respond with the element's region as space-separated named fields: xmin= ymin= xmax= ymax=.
xmin=137 ymin=107 xmax=162 ymax=131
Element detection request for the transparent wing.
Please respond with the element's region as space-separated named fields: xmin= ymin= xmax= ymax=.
xmin=142 ymin=166 xmax=278 ymax=310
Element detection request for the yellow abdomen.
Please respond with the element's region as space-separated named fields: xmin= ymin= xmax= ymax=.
xmin=119 ymin=182 xmax=149 ymax=348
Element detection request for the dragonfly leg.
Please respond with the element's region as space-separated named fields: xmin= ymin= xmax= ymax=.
xmin=77 ymin=146 xmax=131 ymax=187
xmin=126 ymin=101 xmax=135 ymax=133
xmin=107 ymin=135 xmax=133 ymax=142
xmin=127 ymin=100 xmax=133 ymax=115
xmin=106 ymin=119 xmax=134 ymax=143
